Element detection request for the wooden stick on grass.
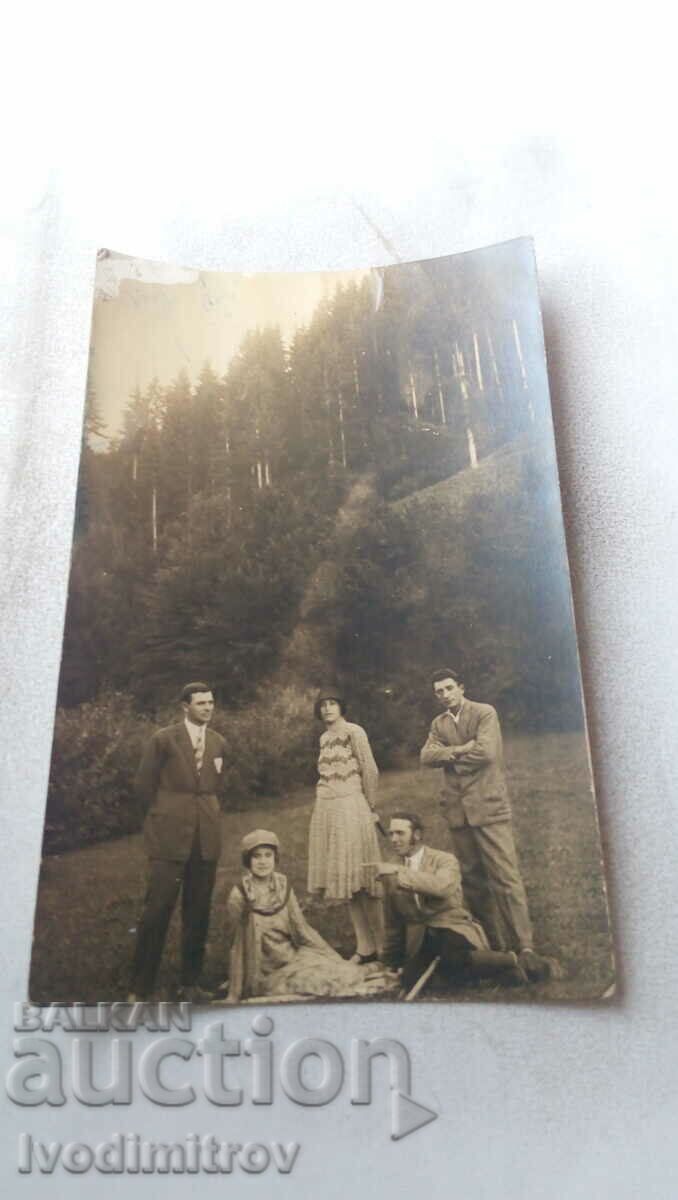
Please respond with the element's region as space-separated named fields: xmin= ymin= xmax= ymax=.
xmin=402 ymin=955 xmax=441 ymax=1002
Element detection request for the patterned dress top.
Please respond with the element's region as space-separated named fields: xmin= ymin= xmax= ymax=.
xmin=308 ymin=718 xmax=381 ymax=900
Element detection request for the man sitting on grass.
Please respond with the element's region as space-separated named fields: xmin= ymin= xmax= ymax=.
xmin=369 ymin=813 xmax=532 ymax=997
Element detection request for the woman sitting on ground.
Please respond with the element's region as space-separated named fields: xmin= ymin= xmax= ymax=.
xmin=224 ymin=830 xmax=387 ymax=1002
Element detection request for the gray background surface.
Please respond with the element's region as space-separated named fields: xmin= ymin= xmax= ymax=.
xmin=2 ymin=8 xmax=677 ymax=1195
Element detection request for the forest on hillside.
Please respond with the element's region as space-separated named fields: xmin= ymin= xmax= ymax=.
xmin=45 ymin=244 xmax=584 ymax=850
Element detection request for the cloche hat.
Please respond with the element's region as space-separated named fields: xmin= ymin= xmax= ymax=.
xmin=240 ymin=829 xmax=280 ymax=855
xmin=313 ymin=686 xmax=345 ymax=720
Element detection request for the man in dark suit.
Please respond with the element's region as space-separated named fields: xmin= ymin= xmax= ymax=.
xmin=420 ymin=667 xmax=552 ymax=982
xmin=374 ymin=812 xmax=528 ymax=994
xmin=128 ymin=682 xmax=226 ymax=1001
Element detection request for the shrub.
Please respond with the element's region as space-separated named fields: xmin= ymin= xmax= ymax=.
xmin=211 ymin=683 xmax=319 ymax=807
xmin=44 ymin=693 xmax=153 ymax=853
xmin=43 ymin=685 xmax=322 ymax=851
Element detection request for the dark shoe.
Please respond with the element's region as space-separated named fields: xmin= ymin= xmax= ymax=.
xmin=501 ymin=952 xmax=530 ymax=987
xmin=494 ymin=950 xmax=530 ymax=988
xmin=177 ymin=984 xmax=214 ymax=1004
xmin=518 ymin=949 xmax=553 ymax=982
xmin=350 ymin=952 xmax=378 ymax=965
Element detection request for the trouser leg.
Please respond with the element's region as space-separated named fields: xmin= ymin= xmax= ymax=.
xmin=449 ymin=822 xmax=506 ymax=950
xmin=401 ymin=928 xmax=473 ymax=994
xmin=180 ymin=835 xmax=217 ymax=987
xmin=130 ymin=859 xmax=183 ymax=995
xmin=473 ymin=822 xmax=534 ymax=953
xmin=400 ymin=929 xmax=439 ymax=994
xmin=469 ymin=949 xmax=520 ymax=975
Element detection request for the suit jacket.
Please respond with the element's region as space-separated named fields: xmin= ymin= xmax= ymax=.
xmin=135 ymin=722 xmax=227 ymax=862
xmin=420 ymin=698 xmax=511 ymax=828
xmin=381 ymin=845 xmax=489 ymax=966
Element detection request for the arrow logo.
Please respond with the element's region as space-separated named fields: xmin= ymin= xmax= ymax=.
xmin=390 ymin=1090 xmax=438 ymax=1140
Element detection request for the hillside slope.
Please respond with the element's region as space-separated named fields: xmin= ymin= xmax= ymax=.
xmin=385 ymin=430 xmax=581 ymax=728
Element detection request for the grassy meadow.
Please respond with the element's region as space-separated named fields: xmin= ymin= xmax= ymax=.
xmin=28 ymin=731 xmax=614 ymax=1006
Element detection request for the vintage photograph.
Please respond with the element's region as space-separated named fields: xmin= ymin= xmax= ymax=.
xmin=29 ymin=238 xmax=614 ymax=1006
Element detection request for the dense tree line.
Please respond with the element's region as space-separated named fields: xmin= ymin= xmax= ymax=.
xmin=44 ymin=250 xmax=585 ymax=848
xmin=58 ymin=251 xmax=566 ymax=727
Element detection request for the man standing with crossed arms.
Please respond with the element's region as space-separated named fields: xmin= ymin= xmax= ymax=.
xmin=420 ymin=667 xmax=552 ymax=981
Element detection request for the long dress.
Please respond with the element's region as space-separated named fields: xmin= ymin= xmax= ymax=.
xmin=226 ymin=871 xmax=369 ymax=1001
xmin=307 ymin=717 xmax=381 ymax=900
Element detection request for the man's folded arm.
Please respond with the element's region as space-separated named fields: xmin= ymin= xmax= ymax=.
xmin=454 ymin=710 xmax=500 ymax=773
xmin=420 ymin=728 xmax=458 ymax=766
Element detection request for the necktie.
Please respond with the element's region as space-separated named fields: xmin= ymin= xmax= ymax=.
xmin=194 ymin=731 xmax=204 ymax=772
xmin=406 ymin=856 xmax=422 ymax=908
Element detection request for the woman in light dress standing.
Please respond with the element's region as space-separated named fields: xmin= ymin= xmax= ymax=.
xmin=307 ymin=688 xmax=383 ymax=963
